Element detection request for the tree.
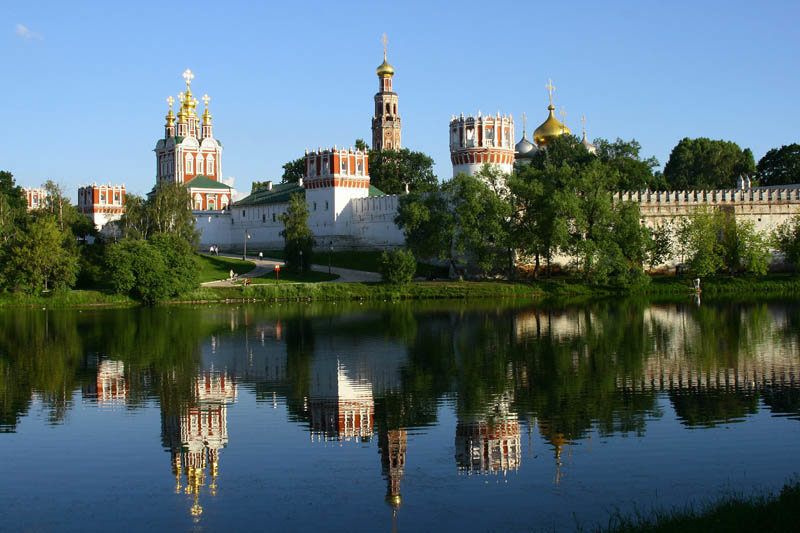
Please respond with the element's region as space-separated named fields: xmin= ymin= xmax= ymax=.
xmin=379 ymin=249 xmax=416 ymax=284
xmin=116 ymin=183 xmax=198 ymax=245
xmin=105 ymin=239 xmax=170 ymax=304
xmin=355 ymin=138 xmax=368 ymax=151
xmin=395 ymin=191 xmax=457 ymax=271
xmin=279 ymin=192 xmax=314 ymax=273
xmin=150 ymin=232 xmax=199 ymax=295
xmin=594 ymin=138 xmax=660 ymax=191
xmin=281 ymin=157 xmax=305 ymax=184
xmin=664 ymin=137 xmax=755 ymax=190
xmin=0 ymin=171 xmax=26 ymax=246
xmin=757 ymin=143 xmax=800 ymax=186
xmin=367 ymin=148 xmax=439 ymax=194
xmin=529 ymin=133 xmax=594 ymax=171
xmin=773 ymin=216 xmax=800 ymax=270
xmin=677 ymin=210 xmax=724 ymax=277
xmin=3 ymin=215 xmax=79 ymax=292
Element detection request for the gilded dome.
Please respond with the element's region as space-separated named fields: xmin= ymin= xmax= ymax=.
xmin=515 ymin=132 xmax=537 ymax=159
xmin=533 ymin=105 xmax=571 ymax=147
xmin=376 ymin=59 xmax=395 ymax=77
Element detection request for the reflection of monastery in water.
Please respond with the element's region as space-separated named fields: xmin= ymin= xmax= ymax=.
xmin=161 ymin=372 xmax=236 ymax=519
xmin=455 ymin=391 xmax=521 ymax=475
xmin=82 ymin=360 xmax=127 ymax=405
xmin=513 ymin=305 xmax=800 ymax=391
xmin=308 ymin=359 xmax=374 ymax=442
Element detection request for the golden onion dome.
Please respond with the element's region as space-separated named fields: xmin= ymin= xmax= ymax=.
xmin=376 ymin=58 xmax=395 ymax=77
xmin=533 ymin=105 xmax=571 ymax=147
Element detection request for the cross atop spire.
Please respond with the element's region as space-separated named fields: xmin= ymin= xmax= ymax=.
xmin=167 ymin=95 xmax=174 ymax=109
xmin=581 ymin=113 xmax=587 ymax=135
xmin=521 ymin=112 xmax=527 ymax=133
xmin=182 ymin=68 xmax=194 ymax=87
xmin=202 ymin=94 xmax=210 ymax=107
xmin=546 ymin=78 xmax=556 ymax=107
xmin=382 ymin=33 xmax=388 ymax=59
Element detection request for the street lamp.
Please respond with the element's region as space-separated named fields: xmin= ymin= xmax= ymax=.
xmin=329 ymin=242 xmax=333 ymax=274
xmin=243 ymin=229 xmax=251 ymax=260
xmin=299 ymin=249 xmax=303 ymax=272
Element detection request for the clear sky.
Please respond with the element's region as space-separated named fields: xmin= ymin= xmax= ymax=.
xmin=2 ymin=0 xmax=799 ymax=198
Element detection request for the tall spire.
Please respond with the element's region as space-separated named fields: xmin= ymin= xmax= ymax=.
xmin=382 ymin=32 xmax=388 ymax=60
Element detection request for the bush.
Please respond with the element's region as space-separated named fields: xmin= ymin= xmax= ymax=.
xmin=379 ymin=249 xmax=417 ymax=284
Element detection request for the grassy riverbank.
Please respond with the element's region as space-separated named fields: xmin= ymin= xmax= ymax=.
xmin=3 ymin=273 xmax=800 ymax=308
xmin=593 ymin=479 xmax=800 ymax=533
xmin=197 ymin=255 xmax=255 ymax=283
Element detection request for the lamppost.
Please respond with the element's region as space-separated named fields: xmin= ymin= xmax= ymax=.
xmin=328 ymin=242 xmax=333 ymax=274
xmin=243 ymin=229 xmax=250 ymax=260
xmin=299 ymin=249 xmax=303 ymax=272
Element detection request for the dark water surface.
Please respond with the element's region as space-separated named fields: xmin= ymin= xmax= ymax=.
xmin=1 ymin=298 xmax=799 ymax=532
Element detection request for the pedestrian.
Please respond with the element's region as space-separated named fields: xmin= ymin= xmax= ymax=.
xmin=215 ymin=245 xmax=219 ymax=256
xmin=258 ymin=251 xmax=263 ymax=261
xmin=229 ymin=269 xmax=234 ymax=281
xmin=693 ymin=277 xmax=701 ymax=291
xmin=209 ymin=245 xmax=214 ymax=255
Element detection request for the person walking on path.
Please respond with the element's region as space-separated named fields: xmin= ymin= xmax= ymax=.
xmin=258 ymin=252 xmax=263 ymax=261
xmin=229 ymin=269 xmax=234 ymax=281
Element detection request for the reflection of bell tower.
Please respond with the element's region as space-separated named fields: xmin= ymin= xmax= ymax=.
xmin=83 ymin=359 xmax=128 ymax=406
xmin=537 ymin=421 xmax=569 ymax=485
xmin=379 ymin=428 xmax=407 ymax=513
xmin=161 ymin=371 xmax=236 ymax=521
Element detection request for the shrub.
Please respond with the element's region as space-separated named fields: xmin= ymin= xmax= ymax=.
xmin=379 ymin=249 xmax=416 ymax=284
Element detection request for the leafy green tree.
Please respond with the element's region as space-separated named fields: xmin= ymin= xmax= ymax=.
xmin=594 ymin=138 xmax=660 ymax=191
xmin=647 ymin=221 xmax=674 ymax=270
xmin=367 ymin=148 xmax=439 ymax=194
xmin=445 ymin=171 xmax=513 ymax=276
xmin=281 ymin=157 xmax=306 ymax=184
xmin=529 ymin=133 xmax=594 ymax=171
xmin=355 ymin=138 xmax=368 ymax=151
xmin=40 ymin=180 xmax=95 ymax=239
xmin=279 ymin=192 xmax=314 ymax=273
xmin=773 ymin=215 xmax=800 ymax=270
xmin=150 ymin=232 xmax=199 ymax=295
xmin=508 ymin=163 xmax=573 ymax=276
xmin=116 ymin=184 xmax=197 ymax=245
xmin=148 ymin=182 xmax=197 ymax=245
xmin=379 ymin=249 xmax=416 ymax=284
xmin=3 ymin=215 xmax=79 ymax=292
xmin=105 ymin=239 xmax=171 ymax=304
xmin=664 ymin=137 xmax=755 ymax=190
xmin=0 ymin=171 xmax=26 ymax=246
xmin=677 ymin=210 xmax=724 ymax=277
xmin=757 ymin=143 xmax=800 ymax=186
xmin=395 ymin=191 xmax=457 ymax=271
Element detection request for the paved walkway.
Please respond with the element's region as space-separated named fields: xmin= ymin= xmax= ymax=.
xmin=201 ymin=253 xmax=380 ymax=286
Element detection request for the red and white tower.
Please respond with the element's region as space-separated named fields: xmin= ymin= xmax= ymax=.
xmin=78 ymin=183 xmax=126 ymax=230
xmin=371 ymin=34 xmax=401 ymax=151
xmin=24 ymin=187 xmax=47 ymax=210
xmin=153 ymin=69 xmax=231 ymax=211
xmin=449 ymin=111 xmax=515 ymax=177
xmin=304 ymin=145 xmax=371 ymax=232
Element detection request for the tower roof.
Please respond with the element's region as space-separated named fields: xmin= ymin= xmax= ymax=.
xmin=376 ymin=33 xmax=395 ymax=77
xmin=515 ymin=132 xmax=537 ymax=159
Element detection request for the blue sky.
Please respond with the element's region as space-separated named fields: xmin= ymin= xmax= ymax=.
xmin=2 ymin=0 xmax=799 ymax=197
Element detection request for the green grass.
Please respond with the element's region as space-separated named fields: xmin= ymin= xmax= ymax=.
xmin=239 ymin=270 xmax=339 ymax=283
xmin=592 ymin=479 xmax=800 ymax=533
xmin=261 ymin=249 xmax=448 ymax=278
xmin=196 ymin=254 xmax=255 ymax=283
xmin=0 ymin=289 xmax=135 ymax=308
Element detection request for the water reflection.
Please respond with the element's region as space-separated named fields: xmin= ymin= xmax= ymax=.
xmin=1 ymin=299 xmax=800 ymax=527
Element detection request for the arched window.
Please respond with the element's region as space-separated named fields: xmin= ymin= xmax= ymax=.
xmin=207 ymin=196 xmax=216 ymax=210
xmin=221 ymin=195 xmax=229 ymax=209
xmin=197 ymin=155 xmax=205 ymax=175
xmin=186 ymin=154 xmax=194 ymax=174
xmin=386 ymin=103 xmax=391 ymax=114
xmin=207 ymin=155 xmax=215 ymax=175
xmin=194 ymin=194 xmax=202 ymax=210
xmin=393 ymin=104 xmax=397 ymax=114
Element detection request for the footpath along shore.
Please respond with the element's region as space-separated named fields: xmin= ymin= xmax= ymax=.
xmin=201 ymin=253 xmax=381 ymax=286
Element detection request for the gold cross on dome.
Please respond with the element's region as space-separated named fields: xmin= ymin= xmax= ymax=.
xmin=382 ymin=33 xmax=388 ymax=58
xmin=521 ymin=112 xmax=527 ymax=131
xmin=167 ymin=95 xmax=174 ymax=108
xmin=178 ymin=91 xmax=185 ymax=102
xmin=182 ymin=68 xmax=195 ymax=86
xmin=581 ymin=113 xmax=586 ymax=125
xmin=202 ymin=94 xmax=211 ymax=106
xmin=560 ymin=106 xmax=566 ymax=122
xmin=546 ymin=78 xmax=556 ymax=106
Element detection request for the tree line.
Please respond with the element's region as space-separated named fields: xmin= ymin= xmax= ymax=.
xmin=393 ymin=135 xmax=800 ymax=283
xmin=0 ymin=171 xmax=200 ymax=302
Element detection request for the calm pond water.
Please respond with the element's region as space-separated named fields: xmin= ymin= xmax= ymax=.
xmin=1 ymin=298 xmax=799 ymax=532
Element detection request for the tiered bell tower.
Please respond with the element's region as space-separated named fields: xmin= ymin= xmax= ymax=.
xmin=371 ymin=34 xmax=402 ymax=151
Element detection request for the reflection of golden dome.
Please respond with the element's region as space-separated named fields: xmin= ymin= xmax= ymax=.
xmin=533 ymin=105 xmax=571 ymax=147
xmin=376 ymin=59 xmax=395 ymax=77
xmin=386 ymin=493 xmax=402 ymax=508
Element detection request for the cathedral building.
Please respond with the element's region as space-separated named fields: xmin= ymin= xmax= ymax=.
xmin=154 ymin=69 xmax=232 ymax=211
xmin=371 ymin=35 xmax=401 ymax=151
